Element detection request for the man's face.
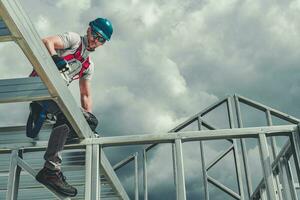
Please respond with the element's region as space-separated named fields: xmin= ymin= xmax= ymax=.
xmin=87 ymin=27 xmax=106 ymax=51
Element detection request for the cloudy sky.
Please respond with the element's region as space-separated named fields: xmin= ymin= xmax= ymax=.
xmin=1 ymin=0 xmax=300 ymax=199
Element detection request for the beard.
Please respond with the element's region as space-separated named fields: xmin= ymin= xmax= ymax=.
xmin=87 ymin=44 xmax=95 ymax=52
xmin=87 ymin=47 xmax=95 ymax=52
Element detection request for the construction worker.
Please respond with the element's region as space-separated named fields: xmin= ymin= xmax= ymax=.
xmin=28 ymin=18 xmax=113 ymax=197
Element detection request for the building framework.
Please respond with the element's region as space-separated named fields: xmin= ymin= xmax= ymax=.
xmin=0 ymin=0 xmax=299 ymax=199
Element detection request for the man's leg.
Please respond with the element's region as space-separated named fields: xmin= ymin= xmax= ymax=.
xmin=43 ymin=113 xmax=69 ymax=170
xmin=35 ymin=101 xmax=77 ymax=197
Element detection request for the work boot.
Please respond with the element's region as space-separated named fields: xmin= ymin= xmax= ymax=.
xmin=36 ymin=167 xmax=77 ymax=197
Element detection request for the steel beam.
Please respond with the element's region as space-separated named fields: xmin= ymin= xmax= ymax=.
xmin=207 ymin=175 xmax=240 ymax=200
xmin=206 ymin=145 xmax=233 ymax=171
xmin=88 ymin=125 xmax=295 ymax=147
xmin=236 ymin=94 xmax=300 ymax=124
xmin=0 ymin=125 xmax=296 ymax=152
xmin=101 ymin=151 xmax=130 ymax=200
xmin=0 ymin=77 xmax=51 ymax=103
xmin=113 ymin=154 xmax=135 ymax=171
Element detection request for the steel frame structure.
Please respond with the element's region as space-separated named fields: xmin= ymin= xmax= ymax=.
xmin=110 ymin=95 xmax=300 ymax=200
xmin=2 ymin=109 xmax=299 ymax=200
xmin=0 ymin=0 xmax=300 ymax=200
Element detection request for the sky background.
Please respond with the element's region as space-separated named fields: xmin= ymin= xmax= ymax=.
xmin=1 ymin=0 xmax=300 ymax=199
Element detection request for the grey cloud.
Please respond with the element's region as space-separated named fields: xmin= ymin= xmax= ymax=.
xmin=1 ymin=0 xmax=300 ymax=199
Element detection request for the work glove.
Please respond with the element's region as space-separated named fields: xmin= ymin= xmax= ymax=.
xmin=51 ymin=55 xmax=68 ymax=72
xmin=67 ymin=110 xmax=99 ymax=140
xmin=82 ymin=110 xmax=99 ymax=133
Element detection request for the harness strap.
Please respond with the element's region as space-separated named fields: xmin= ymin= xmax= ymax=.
xmin=26 ymin=102 xmax=49 ymax=138
xmin=29 ymin=40 xmax=90 ymax=80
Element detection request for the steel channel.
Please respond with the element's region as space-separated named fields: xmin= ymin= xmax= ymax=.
xmin=6 ymin=150 xmax=19 ymax=200
xmin=143 ymin=149 xmax=148 ymax=200
xmin=207 ymin=175 xmax=240 ymax=200
xmin=91 ymin=145 xmax=100 ymax=200
xmin=134 ymin=153 xmax=139 ymax=200
xmin=172 ymin=142 xmax=178 ymax=196
xmin=286 ymin=158 xmax=298 ymax=200
xmin=227 ymin=97 xmax=245 ymax=200
xmin=85 ymin=144 xmax=93 ymax=200
xmin=290 ymin=127 xmax=300 ymax=184
xmin=198 ymin=118 xmax=209 ymax=200
xmin=266 ymin=110 xmax=283 ymax=200
xmin=175 ymin=139 xmax=186 ymax=200
xmin=206 ymin=145 xmax=233 ymax=171
xmin=258 ymin=133 xmax=277 ymax=200
xmin=234 ymin=95 xmax=253 ymax=197
xmin=113 ymin=155 xmax=135 ymax=171
xmin=279 ymin=157 xmax=297 ymax=200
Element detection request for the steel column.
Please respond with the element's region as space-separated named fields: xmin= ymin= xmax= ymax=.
xmin=172 ymin=143 xmax=178 ymax=195
xmin=6 ymin=150 xmax=22 ymax=200
xmin=143 ymin=150 xmax=148 ymax=200
xmin=260 ymin=188 xmax=267 ymax=200
xmin=266 ymin=110 xmax=278 ymax=158
xmin=286 ymin=159 xmax=298 ymax=200
xmin=279 ymin=157 xmax=297 ymax=200
xmin=227 ymin=97 xmax=245 ymax=200
xmin=91 ymin=145 xmax=100 ymax=200
xmin=234 ymin=95 xmax=253 ymax=197
xmin=174 ymin=139 xmax=186 ymax=200
xmin=290 ymin=127 xmax=300 ymax=184
xmin=85 ymin=144 xmax=93 ymax=200
xmin=266 ymin=110 xmax=283 ymax=200
xmin=197 ymin=118 xmax=209 ymax=200
xmin=258 ymin=134 xmax=277 ymax=200
xmin=134 ymin=153 xmax=139 ymax=200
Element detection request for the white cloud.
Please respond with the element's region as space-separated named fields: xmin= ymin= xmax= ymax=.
xmin=35 ymin=16 xmax=51 ymax=36
xmin=140 ymin=2 xmax=162 ymax=27
xmin=56 ymin=0 xmax=91 ymax=11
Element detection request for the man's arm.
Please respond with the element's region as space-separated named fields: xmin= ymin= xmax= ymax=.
xmin=79 ymin=79 xmax=92 ymax=112
xmin=42 ymin=36 xmax=64 ymax=56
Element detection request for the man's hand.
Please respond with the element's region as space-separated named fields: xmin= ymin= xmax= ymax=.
xmin=51 ymin=55 xmax=68 ymax=72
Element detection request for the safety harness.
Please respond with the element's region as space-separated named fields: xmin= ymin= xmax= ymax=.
xmin=30 ymin=40 xmax=91 ymax=79
xmin=63 ymin=41 xmax=91 ymax=80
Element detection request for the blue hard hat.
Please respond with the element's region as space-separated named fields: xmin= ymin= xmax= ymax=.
xmin=89 ymin=18 xmax=113 ymax=41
